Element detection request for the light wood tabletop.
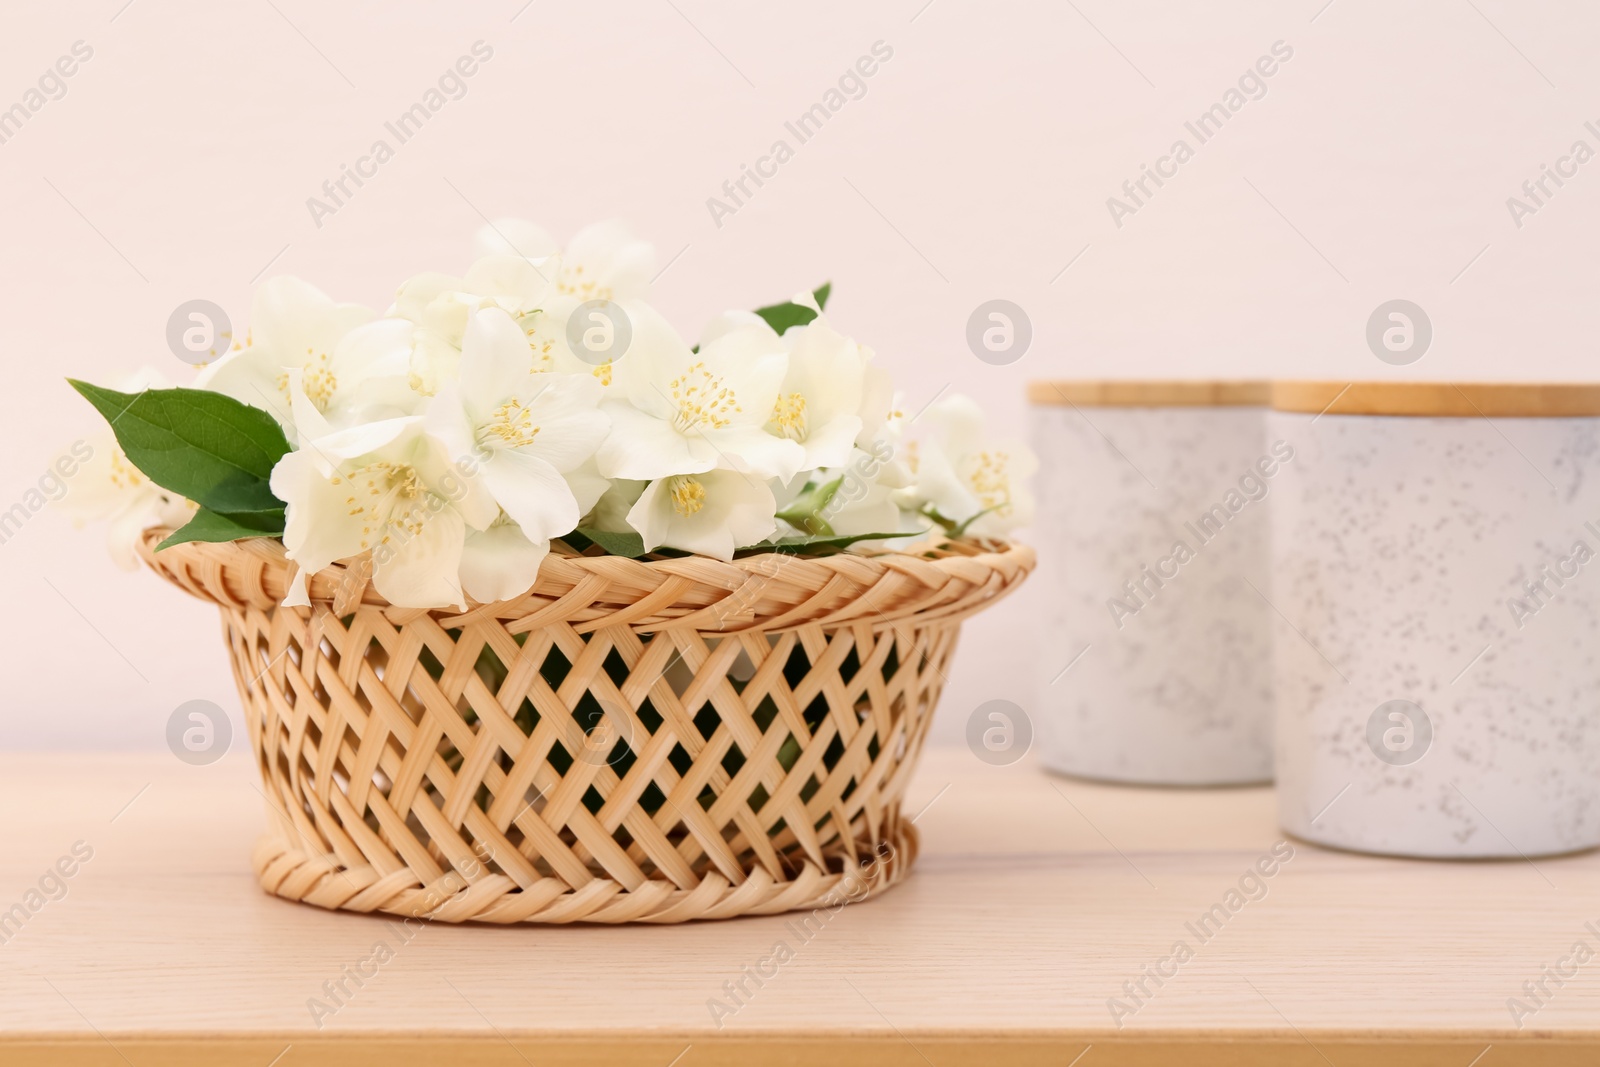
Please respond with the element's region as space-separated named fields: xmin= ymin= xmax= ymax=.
xmin=3 ymin=748 xmax=1598 ymax=1066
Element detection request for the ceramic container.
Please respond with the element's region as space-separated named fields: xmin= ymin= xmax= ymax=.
xmin=1272 ymin=381 xmax=1600 ymax=858
xmin=1032 ymin=380 xmax=1277 ymax=785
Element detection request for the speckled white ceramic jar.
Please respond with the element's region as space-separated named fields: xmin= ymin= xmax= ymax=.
xmin=1272 ymin=382 xmax=1600 ymax=858
xmin=1032 ymin=381 xmax=1277 ymax=785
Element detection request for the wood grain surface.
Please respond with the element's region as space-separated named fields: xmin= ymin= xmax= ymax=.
xmin=1027 ymin=380 xmax=1270 ymax=407
xmin=3 ymin=749 xmax=1598 ymax=1065
xmin=1270 ymin=380 xmax=1600 ymax=417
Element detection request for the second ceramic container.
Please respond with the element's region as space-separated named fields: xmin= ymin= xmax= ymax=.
xmin=1033 ymin=380 xmax=1279 ymax=785
xmin=1273 ymin=381 xmax=1600 ymax=858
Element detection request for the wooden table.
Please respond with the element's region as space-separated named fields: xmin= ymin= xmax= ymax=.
xmin=3 ymin=749 xmax=1598 ymax=1066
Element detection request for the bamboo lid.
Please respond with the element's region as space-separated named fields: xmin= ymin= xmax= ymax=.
xmin=1028 ymin=380 xmax=1270 ymax=407
xmin=1271 ymin=381 xmax=1600 ymax=418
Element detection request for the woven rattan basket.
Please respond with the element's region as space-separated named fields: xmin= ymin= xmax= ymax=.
xmin=138 ymin=529 xmax=1033 ymax=924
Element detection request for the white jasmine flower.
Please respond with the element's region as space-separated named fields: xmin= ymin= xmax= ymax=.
xmin=516 ymin=292 xmax=649 ymax=397
xmin=392 ymin=255 xmax=558 ymax=396
xmin=819 ymin=439 xmax=917 ymax=539
xmin=596 ymin=314 xmax=804 ymax=481
xmin=423 ymin=307 xmax=609 ymax=543
xmin=475 ymin=218 xmax=654 ymax=301
xmin=459 ymin=512 xmax=548 ymax=603
xmin=199 ymin=277 xmax=387 ymax=440
xmin=903 ymin=395 xmax=1038 ymax=538
xmin=270 ymin=416 xmax=466 ymax=609
xmin=764 ymin=297 xmax=885 ymax=471
xmin=584 ymin=476 xmax=647 ymax=532
xmin=626 ymin=470 xmax=777 ymax=560
xmin=471 ymin=218 xmax=558 ymax=262
xmin=69 ymin=218 xmax=1032 ymax=596
xmin=565 ymin=458 xmax=614 ymax=519
xmin=393 ymin=250 xmax=646 ymax=401
xmin=471 ymin=220 xmax=658 ymax=393
xmin=56 ymin=369 xmax=196 ymax=568
xmin=57 ymin=430 xmax=195 ymax=570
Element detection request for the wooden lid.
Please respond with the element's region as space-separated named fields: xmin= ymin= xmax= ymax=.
xmin=1028 ymin=380 xmax=1270 ymax=407
xmin=1271 ymin=381 xmax=1600 ymax=418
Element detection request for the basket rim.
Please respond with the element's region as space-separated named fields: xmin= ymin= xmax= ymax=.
xmin=136 ymin=527 xmax=1035 ymax=633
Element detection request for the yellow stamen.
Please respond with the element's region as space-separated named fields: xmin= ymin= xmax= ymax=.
xmin=669 ymin=362 xmax=741 ymax=432
xmin=342 ymin=461 xmax=428 ymax=551
xmin=669 ymin=476 xmax=707 ymax=517
xmin=966 ymin=450 xmax=1013 ymax=516
xmin=769 ymin=392 xmax=807 ymax=440
xmin=480 ymin=399 xmax=540 ymax=448
xmin=275 ymin=347 xmax=338 ymax=409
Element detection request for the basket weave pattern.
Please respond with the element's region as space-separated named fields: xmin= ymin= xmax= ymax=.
xmin=140 ymin=531 xmax=1033 ymax=924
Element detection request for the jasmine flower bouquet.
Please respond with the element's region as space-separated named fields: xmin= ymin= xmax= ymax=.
xmin=65 ymin=220 xmax=1034 ymax=608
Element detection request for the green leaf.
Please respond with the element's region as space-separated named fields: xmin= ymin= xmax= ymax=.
xmin=774 ymin=476 xmax=844 ymax=536
xmin=744 ymin=528 xmax=921 ymax=556
xmin=753 ymin=282 xmax=832 ymax=336
xmin=922 ymin=504 xmax=999 ymax=538
xmin=157 ymin=506 xmax=285 ymax=550
xmin=68 ymin=381 xmax=290 ymax=516
xmin=567 ymin=520 xmax=909 ymax=561
xmin=950 ymin=507 xmax=999 ymax=538
xmin=571 ymin=527 xmax=650 ymax=558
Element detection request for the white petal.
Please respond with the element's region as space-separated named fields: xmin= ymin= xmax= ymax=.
xmin=626 ymin=479 xmax=671 ymax=551
xmin=566 ymin=459 xmax=615 ymax=518
xmin=517 ymin=375 xmax=608 ymax=471
xmin=474 ymin=219 xmax=558 ymax=261
xmin=270 ymin=450 xmax=365 ymax=602
xmin=628 ymin=471 xmax=775 ymax=560
xmin=333 ymin=318 xmax=415 ymax=381
xmin=697 ymin=310 xmax=771 ymax=348
xmin=781 ymin=318 xmax=868 ymax=427
xmin=460 ymin=523 xmax=549 ymax=603
xmin=825 ymin=477 xmax=906 ymax=538
xmin=52 ymin=434 xmax=145 ymax=523
xmin=585 ymin=475 xmax=646 ymax=532
xmin=105 ymin=497 xmax=156 ymax=571
xmin=912 ymin=436 xmax=983 ymax=521
xmin=702 ymin=426 xmax=806 ymax=481
xmin=392 ymin=271 xmax=463 ymax=323
xmin=460 ymin=307 xmax=533 ymax=415
xmin=287 ymin=369 xmax=334 ymax=443
xmin=408 ymin=331 xmax=462 ymax=397
xmin=199 ymin=348 xmax=295 ymax=434
xmin=420 ymin=385 xmax=501 ymax=531
xmin=254 ymin=275 xmax=373 ymax=356
xmin=856 ymin=366 xmax=895 ymax=446
xmin=373 ymin=504 xmax=466 ymax=609
xmin=794 ymin=414 xmax=861 ymax=471
xmin=564 ymin=220 xmax=654 ymax=299
xmin=923 ymin=394 xmax=987 ymax=460
xmin=480 ymin=449 xmax=580 ymax=542
xmin=463 ymin=255 xmax=554 ymax=312
xmin=596 ymin=402 xmax=712 ymax=480
xmin=700 ymin=345 xmax=790 ymax=431
xmin=252 ymin=276 xmax=332 ymax=350
xmin=421 ymin=383 xmax=476 ymax=457
xmin=310 ymin=415 xmax=422 ymax=462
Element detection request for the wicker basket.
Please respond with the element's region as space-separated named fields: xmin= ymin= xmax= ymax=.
xmin=138 ymin=529 xmax=1034 ymax=924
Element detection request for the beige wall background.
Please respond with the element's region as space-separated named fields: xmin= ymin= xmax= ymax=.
xmin=3 ymin=0 xmax=1597 ymax=749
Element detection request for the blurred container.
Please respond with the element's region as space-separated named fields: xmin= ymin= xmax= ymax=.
xmin=1272 ymin=381 xmax=1600 ymax=858
xmin=1031 ymin=380 xmax=1277 ymax=785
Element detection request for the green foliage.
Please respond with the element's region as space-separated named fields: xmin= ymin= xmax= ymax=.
xmin=751 ymin=528 xmax=920 ymax=555
xmin=752 ymin=282 xmax=831 ymax=336
xmin=157 ymin=506 xmax=284 ymax=549
xmin=774 ymin=475 xmax=844 ymax=535
xmin=68 ymin=380 xmax=289 ymax=542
